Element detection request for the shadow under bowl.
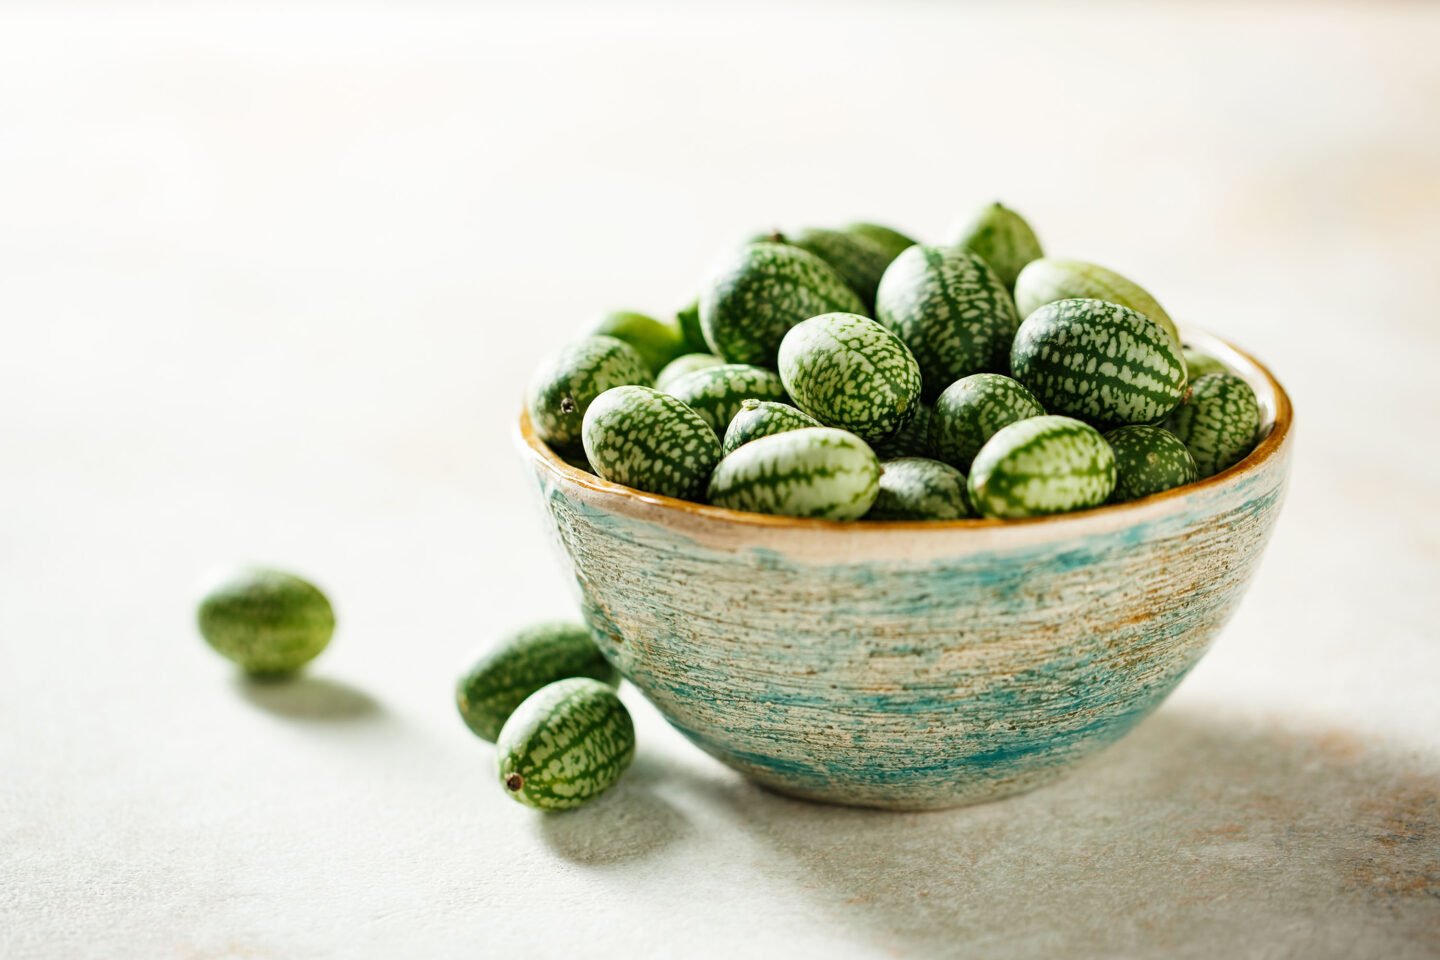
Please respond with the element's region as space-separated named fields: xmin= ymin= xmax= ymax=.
xmin=516 ymin=329 xmax=1294 ymax=810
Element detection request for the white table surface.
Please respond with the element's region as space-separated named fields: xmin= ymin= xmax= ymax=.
xmin=3 ymin=3 xmax=1438 ymax=957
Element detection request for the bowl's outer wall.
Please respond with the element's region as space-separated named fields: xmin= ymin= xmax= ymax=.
xmin=529 ymin=441 xmax=1289 ymax=809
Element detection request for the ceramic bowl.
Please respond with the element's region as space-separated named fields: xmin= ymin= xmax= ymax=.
xmin=516 ymin=330 xmax=1293 ymax=810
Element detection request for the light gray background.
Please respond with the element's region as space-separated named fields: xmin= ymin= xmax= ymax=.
xmin=2 ymin=3 xmax=1437 ymax=958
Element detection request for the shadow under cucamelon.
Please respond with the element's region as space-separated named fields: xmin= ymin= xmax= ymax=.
xmin=231 ymin=673 xmax=385 ymax=723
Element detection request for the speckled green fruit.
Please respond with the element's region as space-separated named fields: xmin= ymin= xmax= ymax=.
xmin=456 ymin=622 xmax=619 ymax=742
xmin=968 ymin=416 xmax=1117 ymax=519
xmin=775 ymin=227 xmax=892 ymax=308
xmin=871 ymin=402 xmax=935 ymax=459
xmin=591 ymin=311 xmax=688 ymax=374
xmin=778 ymin=313 xmax=923 ymax=443
xmin=1011 ymin=298 xmax=1186 ymax=428
xmin=1104 ymin=425 xmax=1199 ymax=502
xmin=197 ymin=567 xmax=335 ymax=676
xmin=699 ymin=243 xmax=866 ymax=366
xmin=655 ymin=352 xmax=725 ymax=392
xmin=1165 ymin=372 xmax=1261 ymax=478
xmin=582 ymin=385 xmax=721 ymax=500
xmin=1183 ymin=347 xmax=1226 ymax=380
xmin=663 ymin=363 xmax=789 ymax=437
xmin=1014 ymin=258 xmax=1179 ymax=346
xmin=874 ymin=245 xmax=1020 ymax=400
xmin=497 ymin=678 xmax=635 ymax=811
xmin=868 ymin=457 xmax=972 ymax=520
xmin=708 ymin=427 xmax=881 ymax=520
xmin=722 ymin=399 xmax=820 ymax=456
xmin=932 ymin=373 xmax=1045 ymax=473
xmin=528 ymin=335 xmax=651 ymax=447
xmin=944 ymin=202 xmax=1043 ymax=290
xmin=676 ymin=299 xmax=708 ymax=353
xmin=844 ymin=222 xmax=917 ymax=265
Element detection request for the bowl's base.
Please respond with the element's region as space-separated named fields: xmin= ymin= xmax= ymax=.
xmin=739 ymin=763 xmax=1071 ymax=812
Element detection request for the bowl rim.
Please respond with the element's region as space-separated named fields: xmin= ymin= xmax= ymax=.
xmin=516 ymin=328 xmax=1293 ymax=532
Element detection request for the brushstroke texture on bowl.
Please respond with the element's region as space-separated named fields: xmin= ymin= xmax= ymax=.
xmin=516 ymin=330 xmax=1293 ymax=810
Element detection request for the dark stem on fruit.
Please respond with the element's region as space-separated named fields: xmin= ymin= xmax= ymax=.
xmin=505 ymin=774 xmax=523 ymax=792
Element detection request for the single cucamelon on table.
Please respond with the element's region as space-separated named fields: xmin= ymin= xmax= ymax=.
xmin=1014 ymin=258 xmax=1180 ymax=347
xmin=582 ymin=385 xmax=721 ymax=500
xmin=197 ymin=567 xmax=335 ymax=676
xmin=456 ymin=621 xmax=620 ymax=742
xmin=699 ymin=242 xmax=866 ymax=367
xmin=867 ymin=457 xmax=972 ymax=520
xmin=708 ymin=427 xmax=881 ymax=520
xmin=1011 ymin=298 xmax=1186 ymax=428
xmin=496 ymin=678 xmax=636 ymax=811
xmin=527 ymin=335 xmax=651 ymax=447
xmin=874 ymin=244 xmax=1020 ymax=400
xmin=1182 ymin=347 xmax=1227 ymax=380
xmin=1104 ymin=425 xmax=1198 ymax=502
xmin=944 ymin=202 xmax=1043 ymax=290
xmin=771 ymin=227 xmax=893 ymax=309
xmin=655 ymin=352 xmax=725 ymax=391
xmin=778 ymin=313 xmax=923 ymax=443
xmin=871 ymin=402 xmax=934 ymax=459
xmin=843 ymin=222 xmax=917 ymax=265
xmin=967 ymin=415 xmax=1117 ymax=519
xmin=1165 ymin=372 xmax=1261 ymax=478
xmin=663 ymin=362 xmax=789 ymax=437
xmin=931 ymin=373 xmax=1045 ymax=473
xmin=590 ymin=311 xmax=688 ymax=374
xmin=722 ymin=399 xmax=821 ymax=456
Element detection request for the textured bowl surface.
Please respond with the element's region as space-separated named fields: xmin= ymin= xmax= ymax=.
xmin=517 ymin=330 xmax=1293 ymax=810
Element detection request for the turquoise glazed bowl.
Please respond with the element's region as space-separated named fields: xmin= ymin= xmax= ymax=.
xmin=518 ymin=331 xmax=1292 ymax=810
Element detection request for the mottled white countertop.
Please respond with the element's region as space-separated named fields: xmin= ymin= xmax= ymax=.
xmin=2 ymin=3 xmax=1437 ymax=957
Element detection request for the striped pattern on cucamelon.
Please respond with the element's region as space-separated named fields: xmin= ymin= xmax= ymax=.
xmin=1164 ymin=372 xmax=1261 ymax=478
xmin=663 ymin=363 xmax=789 ymax=437
xmin=1104 ymin=425 xmax=1198 ymax=502
xmin=582 ymin=385 xmax=721 ymax=500
xmin=1014 ymin=258 xmax=1180 ymax=347
xmin=1011 ymin=298 xmax=1186 ymax=428
xmin=456 ymin=622 xmax=619 ymax=743
xmin=967 ymin=415 xmax=1116 ymax=519
xmin=497 ymin=678 xmax=635 ymax=811
xmin=871 ymin=402 xmax=935 ymax=459
xmin=722 ymin=399 xmax=821 ymax=456
xmin=776 ymin=227 xmax=893 ymax=309
xmin=844 ymin=222 xmax=918 ymax=265
xmin=707 ymin=427 xmax=881 ymax=521
xmin=944 ymin=202 xmax=1043 ymax=290
xmin=874 ymin=244 xmax=1020 ymax=400
xmin=699 ymin=243 xmax=866 ymax=367
xmin=655 ymin=352 xmax=725 ymax=392
xmin=778 ymin=313 xmax=923 ymax=443
xmin=931 ymin=373 xmax=1045 ymax=473
xmin=867 ymin=457 xmax=973 ymax=521
xmin=528 ymin=335 xmax=651 ymax=447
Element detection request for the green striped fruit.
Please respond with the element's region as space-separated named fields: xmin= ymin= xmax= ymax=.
xmin=456 ymin=622 xmax=620 ymax=743
xmin=778 ymin=313 xmax=923 ymax=443
xmin=590 ymin=311 xmax=688 ymax=374
xmin=664 ymin=363 xmax=789 ymax=437
xmin=773 ymin=227 xmax=892 ymax=308
xmin=871 ymin=402 xmax=935 ymax=459
xmin=708 ymin=427 xmax=881 ymax=520
xmin=528 ymin=335 xmax=651 ymax=447
xmin=655 ymin=352 xmax=725 ymax=391
xmin=676 ymin=299 xmax=708 ymax=353
xmin=874 ymin=245 xmax=1020 ymax=400
xmin=843 ymin=222 xmax=917 ymax=265
xmin=197 ymin=567 xmax=335 ymax=676
xmin=1183 ymin=347 xmax=1227 ymax=380
xmin=1011 ymin=298 xmax=1186 ymax=428
xmin=582 ymin=385 xmax=721 ymax=500
xmin=699 ymin=243 xmax=866 ymax=366
xmin=1104 ymin=425 xmax=1198 ymax=502
xmin=944 ymin=202 xmax=1043 ymax=290
xmin=496 ymin=678 xmax=635 ymax=811
xmin=722 ymin=399 xmax=821 ymax=456
xmin=1164 ymin=372 xmax=1261 ymax=478
xmin=1014 ymin=258 xmax=1180 ymax=347
xmin=968 ymin=415 xmax=1116 ymax=519
xmin=932 ymin=373 xmax=1045 ymax=472
xmin=868 ymin=457 xmax=973 ymax=521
